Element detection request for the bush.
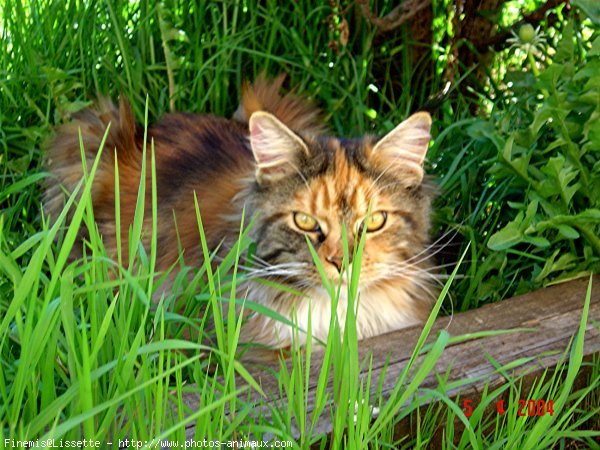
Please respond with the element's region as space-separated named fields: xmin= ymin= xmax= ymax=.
xmin=484 ymin=22 xmax=599 ymax=281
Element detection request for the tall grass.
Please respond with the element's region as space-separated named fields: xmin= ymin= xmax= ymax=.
xmin=2 ymin=128 xmax=597 ymax=447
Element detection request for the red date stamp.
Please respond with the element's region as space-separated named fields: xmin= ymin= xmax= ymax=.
xmin=461 ymin=399 xmax=555 ymax=417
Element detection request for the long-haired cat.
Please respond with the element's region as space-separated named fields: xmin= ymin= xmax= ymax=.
xmin=44 ymin=75 xmax=437 ymax=349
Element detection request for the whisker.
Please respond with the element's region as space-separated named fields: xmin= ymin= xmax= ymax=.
xmin=397 ymin=228 xmax=464 ymax=267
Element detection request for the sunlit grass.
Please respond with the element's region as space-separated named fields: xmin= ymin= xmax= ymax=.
xmin=1 ymin=128 xmax=597 ymax=446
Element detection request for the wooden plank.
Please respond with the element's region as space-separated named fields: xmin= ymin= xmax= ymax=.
xmin=178 ymin=275 xmax=600 ymax=441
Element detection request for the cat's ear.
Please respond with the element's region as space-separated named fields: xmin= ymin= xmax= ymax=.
xmin=249 ymin=111 xmax=309 ymax=183
xmin=371 ymin=112 xmax=432 ymax=187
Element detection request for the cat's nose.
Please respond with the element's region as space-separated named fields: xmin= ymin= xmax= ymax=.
xmin=326 ymin=255 xmax=350 ymax=273
xmin=326 ymin=256 xmax=343 ymax=273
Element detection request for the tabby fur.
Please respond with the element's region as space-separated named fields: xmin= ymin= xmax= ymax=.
xmin=44 ymin=75 xmax=437 ymax=349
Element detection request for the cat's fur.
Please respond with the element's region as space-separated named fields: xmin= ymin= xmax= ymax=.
xmin=44 ymin=75 xmax=437 ymax=349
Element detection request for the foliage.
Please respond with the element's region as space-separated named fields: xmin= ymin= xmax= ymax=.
xmin=478 ymin=21 xmax=600 ymax=287
xmin=429 ymin=14 xmax=600 ymax=310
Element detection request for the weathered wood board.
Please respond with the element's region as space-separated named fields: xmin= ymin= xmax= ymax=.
xmin=178 ymin=275 xmax=600 ymax=442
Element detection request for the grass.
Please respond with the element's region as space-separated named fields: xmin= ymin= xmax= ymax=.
xmin=2 ymin=168 xmax=598 ymax=447
xmin=1 ymin=0 xmax=599 ymax=448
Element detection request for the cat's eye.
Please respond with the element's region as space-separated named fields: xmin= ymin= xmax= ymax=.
xmin=293 ymin=212 xmax=320 ymax=232
xmin=360 ymin=211 xmax=388 ymax=233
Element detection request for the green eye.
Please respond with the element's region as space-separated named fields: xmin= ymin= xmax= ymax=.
xmin=293 ymin=212 xmax=320 ymax=232
xmin=362 ymin=211 xmax=387 ymax=232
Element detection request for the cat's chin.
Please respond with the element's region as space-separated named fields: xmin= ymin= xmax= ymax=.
xmin=239 ymin=276 xmax=432 ymax=355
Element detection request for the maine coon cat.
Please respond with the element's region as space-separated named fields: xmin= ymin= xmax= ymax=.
xmin=44 ymin=75 xmax=437 ymax=349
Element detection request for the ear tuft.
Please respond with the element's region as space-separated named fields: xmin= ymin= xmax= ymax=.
xmin=248 ymin=111 xmax=308 ymax=183
xmin=371 ymin=112 xmax=432 ymax=187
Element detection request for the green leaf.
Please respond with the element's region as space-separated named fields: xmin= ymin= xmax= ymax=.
xmin=60 ymin=100 xmax=92 ymax=114
xmin=487 ymin=213 xmax=524 ymax=251
xmin=572 ymin=0 xmax=600 ymax=25
xmin=537 ymin=63 xmax=564 ymax=92
xmin=522 ymin=236 xmax=551 ymax=248
xmin=531 ymin=105 xmax=555 ymax=135
xmin=534 ymin=251 xmax=577 ymax=283
xmin=501 ymin=136 xmax=532 ymax=181
xmin=466 ymin=120 xmax=503 ymax=150
xmin=555 ymin=21 xmax=574 ymax=62
xmin=589 ymin=36 xmax=600 ymax=57
xmin=522 ymin=199 xmax=539 ymax=229
xmin=584 ymin=111 xmax=600 ymax=144
xmin=540 ymin=156 xmax=580 ymax=206
xmin=0 ymin=173 xmax=48 ymax=202
xmin=536 ymin=209 xmax=600 ymax=231
xmin=557 ymin=224 xmax=580 ymax=239
xmin=573 ymin=59 xmax=600 ymax=82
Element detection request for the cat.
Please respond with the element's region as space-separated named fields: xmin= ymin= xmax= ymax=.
xmin=44 ymin=75 xmax=437 ymax=350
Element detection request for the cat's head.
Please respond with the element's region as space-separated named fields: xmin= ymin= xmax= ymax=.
xmin=244 ymin=111 xmax=435 ymax=289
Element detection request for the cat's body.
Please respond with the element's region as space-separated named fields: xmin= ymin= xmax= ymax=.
xmin=44 ymin=76 xmax=437 ymax=349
